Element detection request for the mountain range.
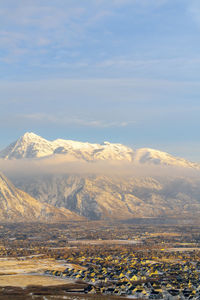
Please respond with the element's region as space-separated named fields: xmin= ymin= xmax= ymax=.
xmin=0 ymin=132 xmax=200 ymax=221
xmin=0 ymin=132 xmax=199 ymax=169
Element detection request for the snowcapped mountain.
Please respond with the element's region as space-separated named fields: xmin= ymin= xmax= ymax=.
xmin=0 ymin=171 xmax=83 ymax=222
xmin=0 ymin=132 xmax=57 ymax=159
xmin=0 ymin=132 xmax=134 ymax=161
xmin=1 ymin=132 xmax=200 ymax=221
xmin=133 ymin=148 xmax=199 ymax=169
xmin=0 ymin=132 xmax=199 ymax=169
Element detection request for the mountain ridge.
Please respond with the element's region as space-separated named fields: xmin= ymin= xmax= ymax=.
xmin=0 ymin=171 xmax=83 ymax=222
xmin=12 ymin=173 xmax=200 ymax=220
xmin=0 ymin=132 xmax=199 ymax=169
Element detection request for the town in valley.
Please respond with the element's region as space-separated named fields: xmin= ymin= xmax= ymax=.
xmin=0 ymin=220 xmax=200 ymax=299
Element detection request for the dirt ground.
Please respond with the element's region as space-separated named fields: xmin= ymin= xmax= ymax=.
xmin=0 ymin=258 xmax=67 ymax=275
xmin=0 ymin=274 xmax=71 ymax=287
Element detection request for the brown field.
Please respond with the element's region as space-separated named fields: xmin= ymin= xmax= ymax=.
xmin=0 ymin=258 xmax=67 ymax=275
xmin=0 ymin=274 xmax=71 ymax=287
xmin=166 ymin=247 xmax=200 ymax=252
xmin=148 ymin=232 xmax=182 ymax=237
xmin=68 ymin=239 xmax=139 ymax=245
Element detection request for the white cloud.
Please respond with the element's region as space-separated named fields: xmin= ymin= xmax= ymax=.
xmin=0 ymin=156 xmax=199 ymax=179
xmin=0 ymin=2 xmax=87 ymax=62
xmin=13 ymin=113 xmax=133 ymax=128
xmin=0 ymin=0 xmax=170 ymax=63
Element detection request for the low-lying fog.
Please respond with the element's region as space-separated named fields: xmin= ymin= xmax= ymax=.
xmin=0 ymin=155 xmax=200 ymax=180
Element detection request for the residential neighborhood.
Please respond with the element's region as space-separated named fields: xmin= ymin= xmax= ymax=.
xmin=46 ymin=244 xmax=200 ymax=298
xmin=0 ymin=221 xmax=199 ymax=299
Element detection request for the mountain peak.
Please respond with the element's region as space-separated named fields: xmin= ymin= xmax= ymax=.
xmin=20 ymin=132 xmax=44 ymax=141
xmin=0 ymin=132 xmax=53 ymax=159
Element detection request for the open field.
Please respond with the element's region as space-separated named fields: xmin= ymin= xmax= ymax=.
xmin=166 ymin=247 xmax=200 ymax=252
xmin=0 ymin=274 xmax=71 ymax=287
xmin=68 ymin=239 xmax=140 ymax=245
xmin=0 ymin=257 xmax=73 ymax=288
xmin=0 ymin=258 xmax=67 ymax=275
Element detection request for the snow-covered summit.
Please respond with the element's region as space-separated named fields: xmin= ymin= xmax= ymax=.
xmin=0 ymin=132 xmax=199 ymax=169
xmin=133 ymin=148 xmax=199 ymax=168
xmin=21 ymin=132 xmax=40 ymax=140
xmin=0 ymin=132 xmax=56 ymax=159
xmin=0 ymin=132 xmax=134 ymax=161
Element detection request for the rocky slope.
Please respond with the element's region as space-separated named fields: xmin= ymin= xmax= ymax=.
xmin=13 ymin=174 xmax=200 ymax=220
xmin=0 ymin=172 xmax=82 ymax=222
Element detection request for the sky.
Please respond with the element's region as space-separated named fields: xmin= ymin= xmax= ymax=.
xmin=0 ymin=0 xmax=200 ymax=162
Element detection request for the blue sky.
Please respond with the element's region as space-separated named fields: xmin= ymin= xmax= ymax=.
xmin=0 ymin=0 xmax=200 ymax=161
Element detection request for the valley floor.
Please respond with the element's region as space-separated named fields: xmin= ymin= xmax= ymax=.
xmin=0 ymin=220 xmax=200 ymax=299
